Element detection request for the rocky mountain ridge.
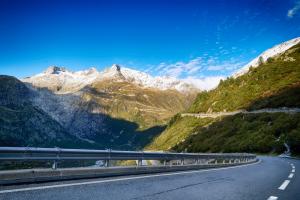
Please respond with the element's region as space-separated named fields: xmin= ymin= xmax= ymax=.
xmin=11 ymin=64 xmax=198 ymax=149
xmin=23 ymin=64 xmax=199 ymax=94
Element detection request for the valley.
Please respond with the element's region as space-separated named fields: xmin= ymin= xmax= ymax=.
xmin=0 ymin=65 xmax=198 ymax=150
xmin=1 ymin=37 xmax=300 ymax=156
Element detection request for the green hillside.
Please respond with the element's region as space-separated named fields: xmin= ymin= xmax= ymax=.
xmin=173 ymin=113 xmax=300 ymax=155
xmin=146 ymin=115 xmax=213 ymax=150
xmin=189 ymin=44 xmax=300 ymax=113
xmin=147 ymin=43 xmax=300 ymax=155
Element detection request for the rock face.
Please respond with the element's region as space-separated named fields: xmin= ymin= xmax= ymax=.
xmin=0 ymin=75 xmax=29 ymax=106
xmin=19 ymin=65 xmax=198 ymax=150
xmin=0 ymin=75 xmax=90 ymax=148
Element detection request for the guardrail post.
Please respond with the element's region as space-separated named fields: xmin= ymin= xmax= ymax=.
xmin=138 ymin=159 xmax=142 ymax=166
xmin=181 ymin=159 xmax=184 ymax=165
xmin=52 ymin=160 xmax=57 ymax=170
xmin=104 ymin=159 xmax=110 ymax=167
xmin=104 ymin=148 xmax=111 ymax=167
xmin=52 ymin=147 xmax=60 ymax=170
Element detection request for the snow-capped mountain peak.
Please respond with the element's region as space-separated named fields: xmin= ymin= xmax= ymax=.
xmin=99 ymin=64 xmax=125 ymax=80
xmin=23 ymin=66 xmax=100 ymax=93
xmin=23 ymin=64 xmax=200 ymax=94
xmin=79 ymin=67 xmax=98 ymax=75
xmin=102 ymin=65 xmax=199 ymax=92
xmin=233 ymin=37 xmax=300 ymax=78
xmin=44 ymin=66 xmax=68 ymax=74
xmin=111 ymin=64 xmax=121 ymax=71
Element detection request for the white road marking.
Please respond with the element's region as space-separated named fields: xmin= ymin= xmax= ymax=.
xmin=0 ymin=160 xmax=260 ymax=194
xmin=278 ymin=180 xmax=290 ymax=190
xmin=288 ymin=173 xmax=294 ymax=179
xmin=292 ymin=169 xmax=295 ymax=173
xmin=292 ymin=166 xmax=295 ymax=169
xmin=267 ymin=196 xmax=278 ymax=200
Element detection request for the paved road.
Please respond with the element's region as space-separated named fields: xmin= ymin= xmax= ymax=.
xmin=181 ymin=107 xmax=300 ymax=118
xmin=0 ymin=156 xmax=298 ymax=200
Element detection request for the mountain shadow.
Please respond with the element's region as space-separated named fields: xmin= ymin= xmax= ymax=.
xmin=0 ymin=75 xmax=94 ymax=149
xmin=93 ymin=115 xmax=165 ymax=150
xmin=0 ymin=75 xmax=165 ymax=150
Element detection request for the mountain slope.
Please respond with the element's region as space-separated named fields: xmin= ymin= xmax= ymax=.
xmin=88 ymin=79 xmax=195 ymax=128
xmin=147 ymin=38 xmax=300 ymax=155
xmin=0 ymin=75 xmax=91 ymax=148
xmin=233 ymin=37 xmax=300 ymax=77
xmin=20 ymin=65 xmax=197 ymax=150
xmin=172 ymin=112 xmax=300 ymax=154
xmin=189 ymin=43 xmax=300 ymax=113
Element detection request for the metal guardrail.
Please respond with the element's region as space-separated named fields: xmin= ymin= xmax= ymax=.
xmin=0 ymin=147 xmax=256 ymax=169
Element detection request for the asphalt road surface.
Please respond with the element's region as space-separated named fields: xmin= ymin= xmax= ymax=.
xmin=0 ymin=156 xmax=298 ymax=200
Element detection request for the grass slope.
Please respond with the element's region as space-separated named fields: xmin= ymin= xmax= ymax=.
xmin=173 ymin=113 xmax=300 ymax=155
xmin=145 ymin=114 xmax=213 ymax=150
xmin=189 ymin=44 xmax=300 ymax=113
xmin=88 ymin=80 xmax=196 ymax=129
xmin=147 ymin=43 xmax=300 ymax=155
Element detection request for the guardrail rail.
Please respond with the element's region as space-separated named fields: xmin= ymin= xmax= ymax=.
xmin=0 ymin=147 xmax=257 ymax=185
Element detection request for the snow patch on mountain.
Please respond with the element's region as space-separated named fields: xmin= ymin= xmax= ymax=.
xmin=107 ymin=65 xmax=198 ymax=92
xmin=23 ymin=66 xmax=100 ymax=93
xmin=233 ymin=37 xmax=300 ymax=78
xmin=23 ymin=64 xmax=200 ymax=93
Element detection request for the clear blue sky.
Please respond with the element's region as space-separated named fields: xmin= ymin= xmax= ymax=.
xmin=0 ymin=0 xmax=300 ymax=79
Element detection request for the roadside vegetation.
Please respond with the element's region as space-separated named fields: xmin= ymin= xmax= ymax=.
xmin=173 ymin=113 xmax=300 ymax=156
xmin=146 ymin=114 xmax=213 ymax=150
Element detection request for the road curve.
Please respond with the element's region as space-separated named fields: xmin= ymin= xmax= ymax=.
xmin=0 ymin=156 xmax=298 ymax=200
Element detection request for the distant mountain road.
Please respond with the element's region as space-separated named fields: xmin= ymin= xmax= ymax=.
xmin=181 ymin=108 xmax=300 ymax=118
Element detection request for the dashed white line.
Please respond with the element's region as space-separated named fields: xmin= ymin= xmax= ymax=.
xmin=288 ymin=173 xmax=294 ymax=179
xmin=278 ymin=180 xmax=290 ymax=190
xmin=267 ymin=196 xmax=278 ymax=200
xmin=292 ymin=169 xmax=295 ymax=173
